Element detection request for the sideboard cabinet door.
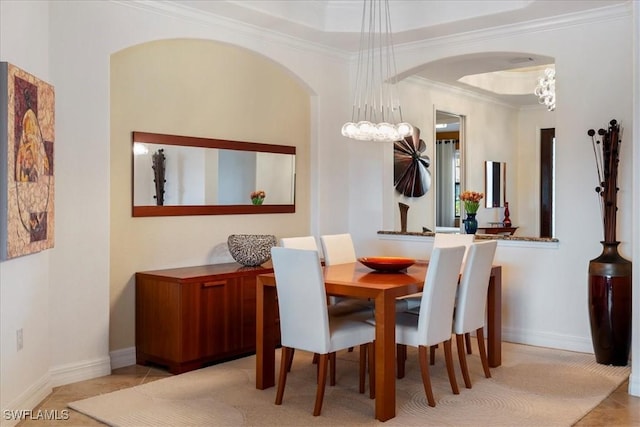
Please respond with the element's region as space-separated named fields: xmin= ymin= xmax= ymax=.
xmin=135 ymin=263 xmax=273 ymax=374
xmin=182 ymin=280 xmax=232 ymax=362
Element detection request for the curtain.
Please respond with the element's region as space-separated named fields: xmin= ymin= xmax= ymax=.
xmin=436 ymin=140 xmax=456 ymax=227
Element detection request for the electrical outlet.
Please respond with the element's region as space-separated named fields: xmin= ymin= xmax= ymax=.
xmin=17 ymin=328 xmax=23 ymax=351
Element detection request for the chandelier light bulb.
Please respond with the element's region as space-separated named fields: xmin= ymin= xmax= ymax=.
xmin=534 ymin=67 xmax=556 ymax=111
xmin=397 ymin=122 xmax=413 ymax=138
xmin=341 ymin=122 xmax=358 ymax=138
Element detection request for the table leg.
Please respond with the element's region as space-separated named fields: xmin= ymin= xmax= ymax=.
xmin=487 ymin=267 xmax=502 ymax=367
xmin=256 ymin=280 xmax=277 ymax=389
xmin=374 ymin=292 xmax=397 ymax=421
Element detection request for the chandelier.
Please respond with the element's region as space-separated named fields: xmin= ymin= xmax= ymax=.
xmin=534 ymin=67 xmax=556 ymax=111
xmin=341 ymin=0 xmax=413 ymax=142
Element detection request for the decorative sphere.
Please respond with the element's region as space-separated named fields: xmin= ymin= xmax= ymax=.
xmin=227 ymin=234 xmax=277 ymax=266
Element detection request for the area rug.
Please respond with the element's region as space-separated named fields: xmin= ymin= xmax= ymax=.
xmin=69 ymin=342 xmax=629 ymax=426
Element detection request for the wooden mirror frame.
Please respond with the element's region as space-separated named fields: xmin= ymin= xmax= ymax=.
xmin=132 ymin=131 xmax=296 ymax=217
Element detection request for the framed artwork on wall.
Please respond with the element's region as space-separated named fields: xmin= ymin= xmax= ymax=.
xmin=0 ymin=62 xmax=55 ymax=260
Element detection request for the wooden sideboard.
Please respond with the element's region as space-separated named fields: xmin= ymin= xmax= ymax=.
xmin=135 ymin=262 xmax=274 ymax=374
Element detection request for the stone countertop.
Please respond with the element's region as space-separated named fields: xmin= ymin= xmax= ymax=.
xmin=377 ymin=230 xmax=559 ymax=243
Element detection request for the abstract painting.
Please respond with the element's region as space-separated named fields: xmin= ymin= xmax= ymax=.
xmin=0 ymin=62 xmax=55 ymax=260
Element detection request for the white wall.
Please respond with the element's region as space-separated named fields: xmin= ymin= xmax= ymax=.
xmin=0 ymin=0 xmax=55 ymax=419
xmin=517 ymin=107 xmax=557 ymax=237
xmin=630 ymin=0 xmax=639 ymax=398
xmin=350 ymin=2 xmax=636 ymax=369
xmin=0 ymin=0 xmax=637 ymax=418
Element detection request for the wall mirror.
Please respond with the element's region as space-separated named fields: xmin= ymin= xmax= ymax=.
xmin=132 ymin=132 xmax=296 ymax=217
xmin=435 ymin=111 xmax=463 ymax=231
xmin=485 ymin=161 xmax=506 ymax=208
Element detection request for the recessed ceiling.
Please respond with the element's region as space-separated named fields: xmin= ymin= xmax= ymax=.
xmin=173 ymin=1 xmax=625 ymax=51
xmin=410 ymin=52 xmax=555 ymax=107
xmin=166 ymin=0 xmax=624 ymax=107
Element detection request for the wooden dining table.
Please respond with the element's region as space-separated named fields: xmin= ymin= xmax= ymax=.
xmin=256 ymin=261 xmax=502 ymax=422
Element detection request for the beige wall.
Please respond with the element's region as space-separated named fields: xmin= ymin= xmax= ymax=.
xmin=109 ymin=39 xmax=311 ymax=351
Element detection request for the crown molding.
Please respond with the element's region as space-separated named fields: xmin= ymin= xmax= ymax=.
xmin=405 ymin=75 xmax=521 ymax=111
xmin=109 ymin=0 xmax=349 ymax=61
xmin=395 ymin=2 xmax=631 ymax=54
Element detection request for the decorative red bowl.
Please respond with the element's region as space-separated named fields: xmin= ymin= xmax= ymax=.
xmin=358 ymin=256 xmax=416 ymax=272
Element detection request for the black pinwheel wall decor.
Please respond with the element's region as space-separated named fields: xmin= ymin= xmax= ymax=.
xmin=394 ymin=127 xmax=431 ymax=197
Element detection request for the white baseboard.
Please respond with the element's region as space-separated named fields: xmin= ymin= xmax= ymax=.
xmin=1 ymin=356 xmax=111 ymax=426
xmin=0 ymin=373 xmax=51 ymax=427
xmin=110 ymin=346 xmax=136 ymax=370
xmin=49 ymin=356 xmax=111 ymax=388
xmin=502 ymin=326 xmax=594 ymax=353
xmin=629 ymin=370 xmax=640 ymax=396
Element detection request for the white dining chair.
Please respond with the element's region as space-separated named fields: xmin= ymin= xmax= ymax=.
xmin=399 ymin=233 xmax=475 ymax=312
xmin=319 ymin=233 xmax=373 ymax=309
xmin=280 ymin=234 xmax=372 ymax=373
xmin=319 ymin=233 xmax=357 ymax=265
xmin=382 ymin=245 xmax=466 ymax=407
xmin=434 ymin=233 xmax=475 ymax=263
xmin=283 ymin=235 xmax=370 ymax=316
xmin=453 ymin=240 xmax=497 ymax=388
xmin=280 ymin=236 xmax=319 ymax=253
xmin=270 ymin=247 xmax=375 ymax=416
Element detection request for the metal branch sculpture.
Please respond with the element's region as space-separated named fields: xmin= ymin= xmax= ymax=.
xmin=152 ymin=148 xmax=166 ymax=206
xmin=588 ymin=119 xmax=622 ymax=242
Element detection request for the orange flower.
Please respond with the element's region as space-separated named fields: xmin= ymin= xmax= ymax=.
xmin=460 ymin=191 xmax=484 ymax=214
xmin=250 ymin=190 xmax=266 ymax=199
xmin=460 ymin=191 xmax=484 ymax=203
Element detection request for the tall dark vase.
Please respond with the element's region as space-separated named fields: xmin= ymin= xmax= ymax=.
xmin=588 ymin=241 xmax=632 ymax=366
xmin=463 ymin=213 xmax=478 ymax=234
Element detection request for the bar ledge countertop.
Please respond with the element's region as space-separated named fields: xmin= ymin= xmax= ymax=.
xmin=378 ymin=230 xmax=559 ymax=243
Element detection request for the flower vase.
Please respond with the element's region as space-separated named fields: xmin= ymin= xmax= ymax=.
xmin=588 ymin=241 xmax=632 ymax=366
xmin=463 ymin=213 xmax=478 ymax=234
xmin=251 ymin=198 xmax=264 ymax=205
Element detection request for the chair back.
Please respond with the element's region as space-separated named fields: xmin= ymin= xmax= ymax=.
xmin=434 ymin=233 xmax=474 ymax=263
xmin=320 ymin=233 xmax=357 ymax=265
xmin=417 ymin=245 xmax=466 ymax=346
xmin=453 ymin=240 xmax=498 ymax=334
xmin=271 ymin=247 xmax=331 ymax=354
xmin=280 ymin=236 xmax=319 ymax=252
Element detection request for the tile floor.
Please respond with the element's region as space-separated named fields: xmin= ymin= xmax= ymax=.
xmin=14 ymin=365 xmax=640 ymax=426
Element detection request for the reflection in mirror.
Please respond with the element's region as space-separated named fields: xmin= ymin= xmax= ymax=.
xmin=132 ymin=132 xmax=296 ymax=217
xmin=435 ymin=111 xmax=463 ymax=231
xmin=485 ymin=161 xmax=506 ymax=208
xmin=133 ymin=145 xmax=295 ymax=206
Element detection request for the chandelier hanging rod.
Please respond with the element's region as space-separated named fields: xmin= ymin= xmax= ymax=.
xmin=342 ymin=0 xmax=413 ymax=142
